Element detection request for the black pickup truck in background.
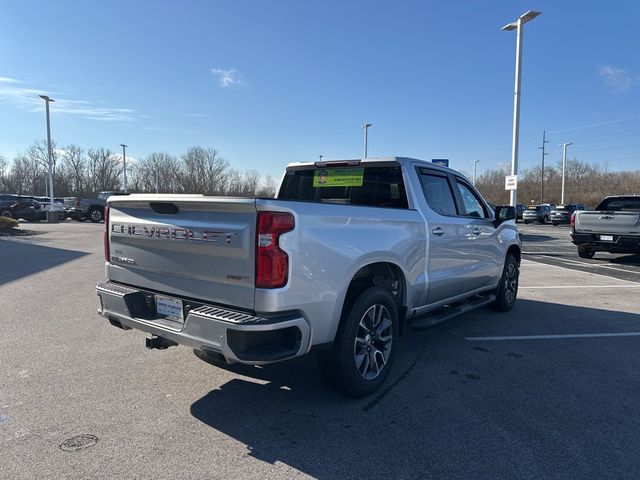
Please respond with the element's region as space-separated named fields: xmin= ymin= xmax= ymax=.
xmin=64 ymin=191 xmax=128 ymax=222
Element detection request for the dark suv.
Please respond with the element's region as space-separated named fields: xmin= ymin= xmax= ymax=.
xmin=522 ymin=204 xmax=551 ymax=224
xmin=0 ymin=194 xmax=42 ymax=222
xmin=551 ymin=204 xmax=586 ymax=225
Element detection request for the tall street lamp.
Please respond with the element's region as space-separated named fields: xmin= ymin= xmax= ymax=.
xmin=502 ymin=10 xmax=542 ymax=206
xmin=120 ymin=144 xmax=128 ymax=193
xmin=362 ymin=123 xmax=372 ymax=158
xmin=39 ymin=94 xmax=57 ymax=223
xmin=560 ymin=142 xmax=573 ymax=204
xmin=472 ymin=160 xmax=479 ymax=185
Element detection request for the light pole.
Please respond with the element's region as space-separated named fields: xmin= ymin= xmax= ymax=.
xmin=362 ymin=123 xmax=372 ymax=158
xmin=39 ymin=95 xmax=57 ymax=223
xmin=472 ymin=160 xmax=479 ymax=185
xmin=560 ymin=142 xmax=572 ymax=204
xmin=120 ymin=144 xmax=128 ymax=193
xmin=319 ymin=155 xmax=323 ymax=162
xmin=502 ymin=10 xmax=542 ymax=206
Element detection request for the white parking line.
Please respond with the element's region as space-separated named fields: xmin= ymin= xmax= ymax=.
xmin=466 ymin=332 xmax=640 ymax=341
xmin=520 ymin=285 xmax=640 ymax=289
xmin=521 ymin=259 xmax=640 ymax=284
xmin=527 ymin=254 xmax=640 ymax=276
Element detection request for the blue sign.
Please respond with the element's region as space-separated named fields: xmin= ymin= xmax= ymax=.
xmin=432 ymin=159 xmax=449 ymax=167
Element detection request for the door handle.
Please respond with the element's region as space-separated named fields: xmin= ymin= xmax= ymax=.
xmin=431 ymin=227 xmax=445 ymax=236
xmin=471 ymin=228 xmax=482 ymax=235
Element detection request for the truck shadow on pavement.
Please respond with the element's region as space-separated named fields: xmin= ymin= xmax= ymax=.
xmin=0 ymin=239 xmax=88 ymax=285
xmin=189 ymin=299 xmax=640 ymax=479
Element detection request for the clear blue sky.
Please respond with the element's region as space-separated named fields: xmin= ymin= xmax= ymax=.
xmin=1 ymin=0 xmax=639 ymax=179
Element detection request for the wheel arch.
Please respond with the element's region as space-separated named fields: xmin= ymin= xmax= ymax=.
xmin=341 ymin=261 xmax=408 ymax=334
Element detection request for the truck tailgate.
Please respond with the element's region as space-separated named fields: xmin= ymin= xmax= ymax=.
xmin=575 ymin=211 xmax=640 ymax=234
xmin=106 ymin=195 xmax=257 ymax=310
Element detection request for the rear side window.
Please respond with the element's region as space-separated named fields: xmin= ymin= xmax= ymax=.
xmin=418 ymin=173 xmax=458 ymax=216
xmin=278 ymin=166 xmax=408 ymax=209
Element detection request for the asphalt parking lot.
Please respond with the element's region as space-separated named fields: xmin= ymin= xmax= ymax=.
xmin=1 ymin=221 xmax=640 ymax=479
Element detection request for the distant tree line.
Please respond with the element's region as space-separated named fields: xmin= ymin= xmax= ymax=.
xmin=0 ymin=141 xmax=278 ymax=198
xmin=475 ymin=159 xmax=640 ymax=207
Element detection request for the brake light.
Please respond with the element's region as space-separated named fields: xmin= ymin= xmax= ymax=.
xmin=104 ymin=206 xmax=110 ymax=262
xmin=255 ymin=212 xmax=294 ymax=289
xmin=570 ymin=212 xmax=576 ymax=229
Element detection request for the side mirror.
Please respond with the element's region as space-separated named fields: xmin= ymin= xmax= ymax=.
xmin=495 ymin=205 xmax=516 ymax=224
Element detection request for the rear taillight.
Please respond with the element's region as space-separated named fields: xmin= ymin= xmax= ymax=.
xmin=75 ymin=197 xmax=81 ymax=208
xmin=570 ymin=212 xmax=576 ymax=229
xmin=255 ymin=212 xmax=294 ymax=289
xmin=104 ymin=206 xmax=110 ymax=262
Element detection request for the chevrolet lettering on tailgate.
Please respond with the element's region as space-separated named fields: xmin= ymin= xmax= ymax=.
xmin=111 ymin=223 xmax=238 ymax=244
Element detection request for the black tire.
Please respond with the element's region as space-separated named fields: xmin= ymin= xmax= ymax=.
xmin=88 ymin=208 xmax=104 ymax=223
xmin=552 ymin=222 xmax=558 ymax=226
xmin=317 ymin=286 xmax=399 ymax=398
xmin=523 ymin=221 xmax=530 ymax=225
xmin=577 ymin=246 xmax=595 ymax=259
xmin=491 ymin=253 xmax=519 ymax=312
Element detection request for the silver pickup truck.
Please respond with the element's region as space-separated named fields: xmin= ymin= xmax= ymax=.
xmin=570 ymin=195 xmax=640 ymax=258
xmin=96 ymin=157 xmax=520 ymax=397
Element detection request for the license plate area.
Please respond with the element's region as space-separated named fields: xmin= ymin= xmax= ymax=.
xmin=599 ymin=235 xmax=614 ymax=242
xmin=155 ymin=295 xmax=184 ymax=323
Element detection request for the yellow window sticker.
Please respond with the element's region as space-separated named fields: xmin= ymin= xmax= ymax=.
xmin=313 ymin=168 xmax=364 ymax=187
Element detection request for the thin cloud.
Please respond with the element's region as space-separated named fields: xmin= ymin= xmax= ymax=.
xmin=0 ymin=76 xmax=143 ymax=122
xmin=598 ymin=65 xmax=638 ymax=93
xmin=181 ymin=113 xmax=208 ymax=118
xmin=210 ymin=68 xmax=247 ymax=88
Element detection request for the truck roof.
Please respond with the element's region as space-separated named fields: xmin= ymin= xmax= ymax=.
xmin=285 ymin=157 xmax=456 ymax=174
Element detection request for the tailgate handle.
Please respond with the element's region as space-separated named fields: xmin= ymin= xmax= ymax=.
xmin=149 ymin=202 xmax=179 ymax=214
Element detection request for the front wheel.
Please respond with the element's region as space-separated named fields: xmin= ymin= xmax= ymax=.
xmin=491 ymin=253 xmax=519 ymax=312
xmin=317 ymin=286 xmax=399 ymax=398
xmin=577 ymin=246 xmax=595 ymax=259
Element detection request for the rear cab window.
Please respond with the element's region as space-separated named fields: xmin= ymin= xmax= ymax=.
xmin=596 ymin=197 xmax=640 ymax=211
xmin=278 ymin=164 xmax=408 ymax=209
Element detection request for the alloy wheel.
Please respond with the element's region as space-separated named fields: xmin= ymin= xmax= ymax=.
xmin=353 ymin=304 xmax=393 ymax=380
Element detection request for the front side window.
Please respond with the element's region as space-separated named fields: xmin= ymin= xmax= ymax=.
xmin=455 ymin=180 xmax=487 ymax=218
xmin=419 ymin=173 xmax=457 ymax=216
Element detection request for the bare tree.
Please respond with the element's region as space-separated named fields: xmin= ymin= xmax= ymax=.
xmin=87 ymin=148 xmax=121 ymax=193
xmin=133 ymin=152 xmax=182 ymax=193
xmin=0 ymin=155 xmax=7 ymax=192
xmin=181 ymin=147 xmax=229 ymax=194
xmin=58 ymin=145 xmax=88 ymax=196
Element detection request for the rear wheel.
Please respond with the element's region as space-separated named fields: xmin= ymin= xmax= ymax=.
xmin=88 ymin=207 xmax=104 ymax=223
xmin=491 ymin=253 xmax=519 ymax=312
xmin=577 ymin=246 xmax=595 ymax=259
xmin=552 ymin=222 xmax=558 ymax=226
xmin=317 ymin=286 xmax=399 ymax=398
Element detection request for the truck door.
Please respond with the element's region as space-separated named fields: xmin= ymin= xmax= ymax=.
xmin=451 ymin=178 xmax=502 ymax=292
xmin=416 ymin=169 xmax=474 ymax=303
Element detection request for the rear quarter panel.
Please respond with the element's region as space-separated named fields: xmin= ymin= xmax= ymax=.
xmin=255 ymin=199 xmax=426 ymax=346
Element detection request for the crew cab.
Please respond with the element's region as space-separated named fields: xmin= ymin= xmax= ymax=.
xmin=96 ymin=157 xmax=521 ymax=397
xmin=570 ymin=195 xmax=640 ymax=258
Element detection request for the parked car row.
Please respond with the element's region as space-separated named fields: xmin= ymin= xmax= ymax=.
xmin=0 ymin=191 xmax=128 ymax=222
xmin=516 ymin=203 xmax=588 ymax=225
